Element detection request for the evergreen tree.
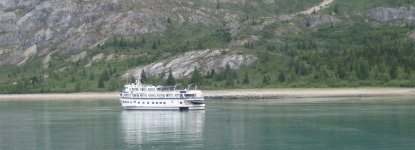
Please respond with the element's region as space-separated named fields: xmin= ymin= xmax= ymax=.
xmin=333 ymin=4 xmax=339 ymax=14
xmin=100 ymin=70 xmax=110 ymax=81
xmin=98 ymin=79 xmax=105 ymax=88
xmin=31 ymin=76 xmax=38 ymax=84
xmin=141 ymin=37 xmax=146 ymax=44
xmin=75 ymin=82 xmax=81 ymax=92
xmin=390 ymin=64 xmax=398 ymax=79
xmin=166 ymin=69 xmax=176 ymax=85
xmin=210 ymin=69 xmax=216 ymax=78
xmin=262 ymin=75 xmax=270 ymax=85
xmin=225 ymin=63 xmax=231 ymax=72
xmin=140 ymin=70 xmax=147 ymax=82
xmin=152 ymin=42 xmax=157 ymax=49
xmin=190 ymin=66 xmax=202 ymax=85
xmin=89 ymin=72 xmax=95 ymax=80
xmin=243 ymin=70 xmax=250 ymax=84
xmin=128 ymin=75 xmax=136 ymax=84
xmin=354 ymin=58 xmax=369 ymax=80
xmin=205 ymin=70 xmax=211 ymax=79
xmin=278 ymin=72 xmax=285 ymax=83
xmin=197 ymin=41 xmax=203 ymax=49
xmin=81 ymin=68 xmax=87 ymax=77
xmin=224 ymin=72 xmax=234 ymax=88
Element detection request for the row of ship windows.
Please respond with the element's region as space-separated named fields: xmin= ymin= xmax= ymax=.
xmin=121 ymin=101 xmax=183 ymax=104
xmin=128 ymin=88 xmax=171 ymax=92
xmin=123 ymin=94 xmax=195 ymax=98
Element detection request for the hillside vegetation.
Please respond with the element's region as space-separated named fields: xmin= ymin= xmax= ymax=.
xmin=0 ymin=0 xmax=415 ymax=93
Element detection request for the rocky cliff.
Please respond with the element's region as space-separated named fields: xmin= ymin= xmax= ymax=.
xmin=1 ymin=0 xmax=415 ymax=67
xmin=0 ymin=0 xmax=229 ymax=66
xmin=367 ymin=6 xmax=415 ymax=26
xmin=124 ymin=49 xmax=257 ymax=79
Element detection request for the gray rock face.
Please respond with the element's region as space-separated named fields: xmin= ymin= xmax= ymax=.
xmin=124 ymin=49 xmax=257 ymax=79
xmin=409 ymin=29 xmax=415 ymax=39
xmin=202 ymin=0 xmax=245 ymax=3
xmin=300 ymin=15 xmax=342 ymax=28
xmin=367 ymin=7 xmax=415 ymax=26
xmin=0 ymin=0 xmax=229 ymax=66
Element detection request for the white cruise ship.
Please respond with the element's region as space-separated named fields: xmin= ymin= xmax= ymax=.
xmin=118 ymin=80 xmax=205 ymax=110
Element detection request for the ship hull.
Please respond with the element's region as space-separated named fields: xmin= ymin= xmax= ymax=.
xmin=119 ymin=97 xmax=205 ymax=110
xmin=122 ymin=106 xmax=205 ymax=110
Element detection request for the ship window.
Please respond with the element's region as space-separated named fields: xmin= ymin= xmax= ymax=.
xmin=147 ymin=102 xmax=149 ymax=104
xmin=180 ymin=102 xmax=182 ymax=104
xmin=138 ymin=102 xmax=140 ymax=104
xmin=156 ymin=102 xmax=158 ymax=104
xmin=152 ymin=102 xmax=154 ymax=104
xmin=185 ymin=94 xmax=195 ymax=98
xmin=163 ymin=102 xmax=166 ymax=104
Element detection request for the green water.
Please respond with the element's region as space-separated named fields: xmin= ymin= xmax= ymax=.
xmin=1 ymin=97 xmax=414 ymax=150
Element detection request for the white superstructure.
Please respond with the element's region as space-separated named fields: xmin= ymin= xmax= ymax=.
xmin=118 ymin=80 xmax=205 ymax=110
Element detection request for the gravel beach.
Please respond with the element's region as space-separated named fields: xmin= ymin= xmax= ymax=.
xmin=1 ymin=88 xmax=415 ymax=101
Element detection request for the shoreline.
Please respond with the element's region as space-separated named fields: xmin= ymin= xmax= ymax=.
xmin=204 ymin=88 xmax=415 ymax=99
xmin=1 ymin=88 xmax=415 ymax=101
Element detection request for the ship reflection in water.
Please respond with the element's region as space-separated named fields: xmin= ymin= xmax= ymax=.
xmin=120 ymin=110 xmax=205 ymax=148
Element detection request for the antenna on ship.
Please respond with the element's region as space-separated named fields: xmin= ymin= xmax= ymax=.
xmin=126 ymin=73 xmax=130 ymax=84
xmin=188 ymin=83 xmax=195 ymax=91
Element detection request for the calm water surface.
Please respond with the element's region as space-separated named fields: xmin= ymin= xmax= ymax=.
xmin=1 ymin=97 xmax=414 ymax=150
